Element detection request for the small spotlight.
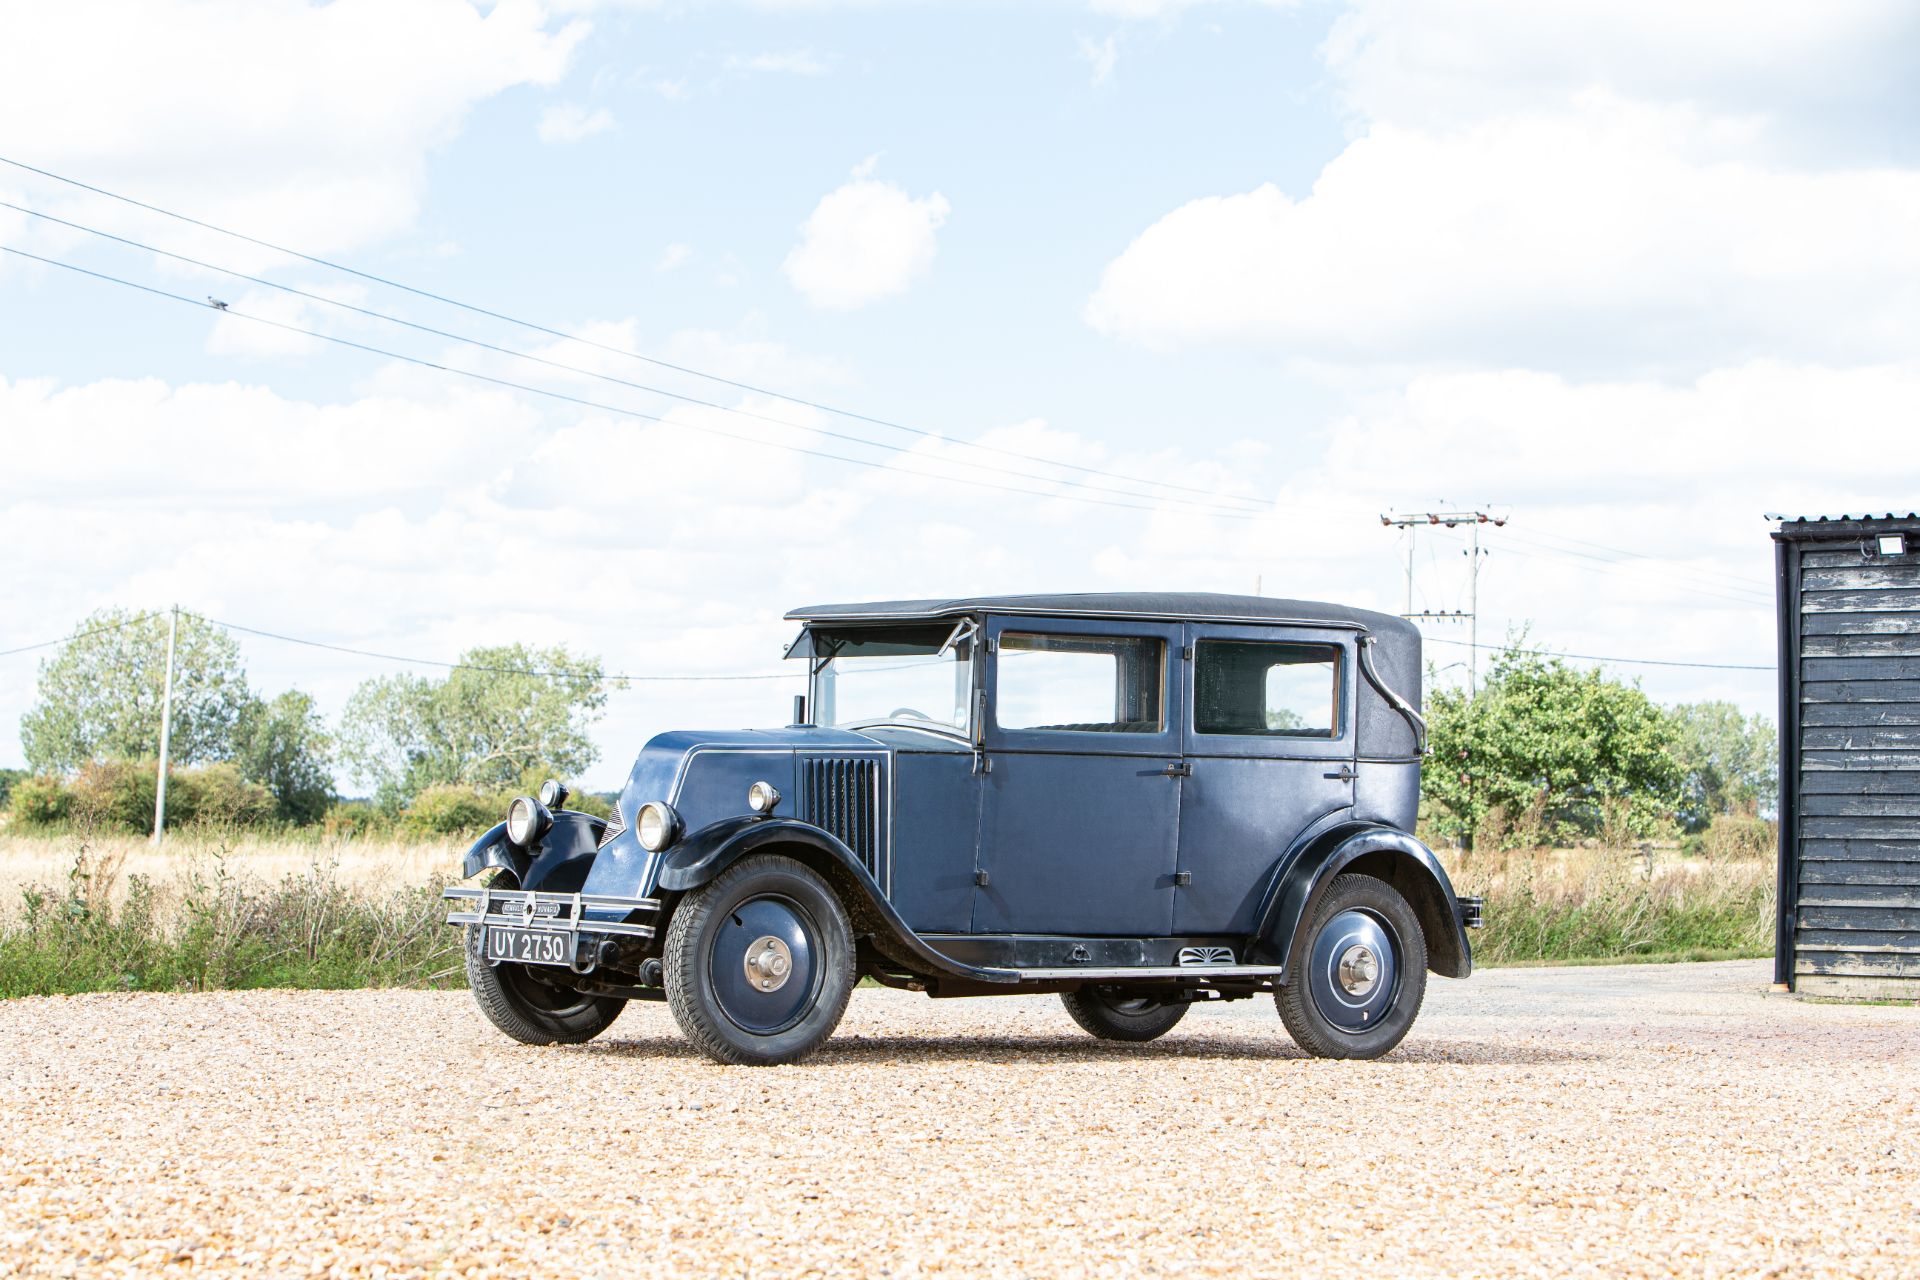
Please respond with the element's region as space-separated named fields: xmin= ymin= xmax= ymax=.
xmin=1877 ymin=533 xmax=1907 ymax=556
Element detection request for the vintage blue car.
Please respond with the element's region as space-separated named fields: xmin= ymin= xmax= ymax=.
xmin=445 ymin=593 xmax=1481 ymax=1064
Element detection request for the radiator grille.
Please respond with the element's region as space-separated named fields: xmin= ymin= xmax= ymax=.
xmin=799 ymin=756 xmax=885 ymax=884
xmin=597 ymin=808 xmax=625 ymax=849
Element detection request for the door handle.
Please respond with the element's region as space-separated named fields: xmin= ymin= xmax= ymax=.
xmin=1161 ymin=761 xmax=1192 ymax=778
xmin=1324 ymin=765 xmax=1356 ymax=782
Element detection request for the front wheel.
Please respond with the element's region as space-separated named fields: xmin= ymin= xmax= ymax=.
xmin=663 ymin=853 xmax=856 ymax=1065
xmin=1275 ymin=873 xmax=1427 ymax=1060
xmin=463 ymin=924 xmax=626 ymax=1046
xmin=1061 ymin=986 xmax=1189 ymax=1042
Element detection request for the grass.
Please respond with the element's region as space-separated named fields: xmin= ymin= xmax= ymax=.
xmin=1450 ymin=843 xmax=1774 ymax=967
xmin=0 ymin=829 xmax=1776 ymax=998
xmin=0 ymin=828 xmax=468 ymax=997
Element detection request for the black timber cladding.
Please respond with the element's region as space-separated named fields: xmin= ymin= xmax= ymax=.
xmin=1773 ymin=514 xmax=1920 ymax=999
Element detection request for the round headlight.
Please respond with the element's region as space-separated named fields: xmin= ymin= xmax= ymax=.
xmin=747 ymin=781 xmax=781 ymax=814
xmin=507 ymin=795 xmax=551 ymax=847
xmin=636 ymin=801 xmax=680 ymax=852
xmin=538 ymin=778 xmax=569 ymax=810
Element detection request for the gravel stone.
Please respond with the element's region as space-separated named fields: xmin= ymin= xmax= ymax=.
xmin=0 ymin=960 xmax=1914 ymax=1278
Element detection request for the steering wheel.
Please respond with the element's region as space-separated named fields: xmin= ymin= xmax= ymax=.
xmin=889 ymin=707 xmax=934 ymax=721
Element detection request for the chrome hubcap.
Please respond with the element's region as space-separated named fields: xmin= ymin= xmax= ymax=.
xmin=744 ymin=936 xmax=793 ymax=992
xmin=1308 ymin=908 xmax=1400 ymax=1034
xmin=1337 ymin=944 xmax=1379 ymax=997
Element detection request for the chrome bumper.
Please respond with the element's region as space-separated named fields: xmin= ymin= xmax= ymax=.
xmin=443 ymin=886 xmax=661 ymax=940
xmin=1456 ymin=894 xmax=1485 ymax=929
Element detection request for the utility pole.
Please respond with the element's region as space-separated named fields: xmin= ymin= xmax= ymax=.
xmin=1379 ymin=508 xmax=1507 ymax=694
xmin=152 ymin=605 xmax=179 ymax=845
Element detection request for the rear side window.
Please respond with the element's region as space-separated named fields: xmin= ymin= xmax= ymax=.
xmin=1194 ymin=640 xmax=1342 ymax=738
xmin=996 ymin=633 xmax=1164 ymax=733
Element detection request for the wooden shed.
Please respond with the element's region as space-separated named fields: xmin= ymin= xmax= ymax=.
xmin=1773 ymin=513 xmax=1920 ymax=999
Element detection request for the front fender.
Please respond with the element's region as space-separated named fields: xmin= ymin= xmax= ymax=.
xmin=657 ymin=816 xmax=1018 ymax=986
xmin=460 ymin=811 xmax=606 ymax=893
xmin=1254 ymin=824 xmax=1473 ymax=979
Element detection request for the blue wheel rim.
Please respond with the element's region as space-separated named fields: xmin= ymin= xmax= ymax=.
xmin=709 ymin=894 xmax=820 ymax=1035
xmin=1307 ymin=908 xmax=1400 ymax=1034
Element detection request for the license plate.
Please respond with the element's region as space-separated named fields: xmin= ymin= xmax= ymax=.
xmin=485 ymin=928 xmax=571 ymax=967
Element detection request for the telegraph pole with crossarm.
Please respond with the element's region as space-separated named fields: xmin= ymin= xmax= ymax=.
xmin=1379 ymin=508 xmax=1507 ymax=694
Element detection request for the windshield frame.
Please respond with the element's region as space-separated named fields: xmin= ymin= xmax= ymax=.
xmin=797 ymin=620 xmax=979 ymax=740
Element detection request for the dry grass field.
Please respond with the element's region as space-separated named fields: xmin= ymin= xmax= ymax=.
xmin=0 ymin=830 xmax=464 ymax=920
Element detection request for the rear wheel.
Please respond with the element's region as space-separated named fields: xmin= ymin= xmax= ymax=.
xmin=1061 ymin=986 xmax=1189 ymax=1042
xmin=463 ymin=899 xmax=626 ymax=1046
xmin=664 ymin=854 xmax=855 ymax=1065
xmin=1275 ymin=873 xmax=1427 ymax=1060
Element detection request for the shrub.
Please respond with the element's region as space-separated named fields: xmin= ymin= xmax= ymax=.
xmin=172 ymin=762 xmax=278 ymax=829
xmin=400 ymin=785 xmax=502 ymax=837
xmin=68 ymin=759 xmax=159 ymax=831
xmin=321 ymin=800 xmax=393 ymax=842
xmin=1702 ymin=814 xmax=1777 ymax=862
xmin=7 ymin=774 xmax=73 ymax=827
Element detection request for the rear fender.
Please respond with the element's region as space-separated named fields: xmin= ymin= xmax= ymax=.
xmin=1253 ymin=824 xmax=1472 ymax=978
xmin=460 ymin=812 xmax=606 ymax=893
xmin=658 ymin=816 xmax=1017 ymax=986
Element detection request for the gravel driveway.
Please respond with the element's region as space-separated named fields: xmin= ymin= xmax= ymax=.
xmin=2 ymin=960 xmax=1914 ymax=1278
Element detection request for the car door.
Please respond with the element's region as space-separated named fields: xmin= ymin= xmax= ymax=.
xmin=1173 ymin=624 xmax=1358 ymax=936
xmin=973 ymin=615 xmax=1185 ymax=936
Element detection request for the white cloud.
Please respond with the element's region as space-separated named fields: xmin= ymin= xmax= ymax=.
xmin=1078 ymin=33 xmax=1121 ymax=85
xmin=1323 ymin=0 xmax=1920 ymax=140
xmin=0 ymin=362 xmax=1253 ymax=789
xmin=537 ymin=102 xmax=617 ymax=143
xmin=782 ymin=162 xmax=950 ymax=310
xmin=0 ymin=0 xmax=586 ymax=262
xmin=1086 ymin=99 xmax=1920 ymax=368
xmin=1088 ymin=0 xmax=1920 ymax=372
xmin=656 ymin=242 xmax=695 ymax=272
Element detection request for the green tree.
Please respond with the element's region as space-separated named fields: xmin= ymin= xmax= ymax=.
xmin=1667 ymin=702 xmax=1777 ymax=830
xmin=234 ymin=690 xmax=336 ymax=823
xmin=338 ymin=644 xmax=611 ymax=807
xmin=1424 ymin=645 xmax=1685 ymax=848
xmin=20 ymin=609 xmax=253 ymax=774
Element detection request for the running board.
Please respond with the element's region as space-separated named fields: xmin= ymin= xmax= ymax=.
xmin=986 ymin=964 xmax=1286 ymax=982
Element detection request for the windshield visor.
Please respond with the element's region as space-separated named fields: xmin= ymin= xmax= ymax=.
xmin=800 ymin=624 xmax=973 ymax=732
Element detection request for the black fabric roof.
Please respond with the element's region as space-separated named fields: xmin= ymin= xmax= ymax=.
xmin=786 ymin=592 xmax=1416 ymax=637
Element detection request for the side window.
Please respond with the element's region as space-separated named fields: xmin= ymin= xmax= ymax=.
xmin=1194 ymin=640 xmax=1342 ymax=738
xmin=995 ymin=633 xmax=1164 ymax=733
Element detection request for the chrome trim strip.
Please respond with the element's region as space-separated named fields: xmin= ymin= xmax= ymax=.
xmin=444 ymin=887 xmax=660 ymax=939
xmin=996 ymin=964 xmax=1286 ymax=981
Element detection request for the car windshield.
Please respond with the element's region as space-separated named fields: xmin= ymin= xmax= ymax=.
xmin=803 ymin=623 xmax=973 ymax=733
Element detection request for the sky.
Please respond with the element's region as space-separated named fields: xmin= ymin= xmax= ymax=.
xmin=3 ymin=0 xmax=1918 ymax=791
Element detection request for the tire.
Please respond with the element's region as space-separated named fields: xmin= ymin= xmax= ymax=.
xmin=1275 ymin=873 xmax=1427 ymax=1060
xmin=463 ymin=923 xmax=626 ymax=1046
xmin=663 ymin=854 xmax=856 ymax=1066
xmin=1061 ymin=986 xmax=1189 ymax=1042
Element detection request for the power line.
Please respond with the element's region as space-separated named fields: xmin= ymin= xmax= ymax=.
xmin=0 ymin=153 xmax=1270 ymax=512
xmin=0 ymin=610 xmax=160 ymax=658
xmin=1503 ymin=528 xmax=1771 ymax=603
xmin=1424 ymin=635 xmax=1772 ymax=672
xmin=1 ymin=199 xmax=1264 ymax=518
xmin=1 ymin=244 xmax=1249 ymax=520
xmin=195 ymin=614 xmax=795 ymax=683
